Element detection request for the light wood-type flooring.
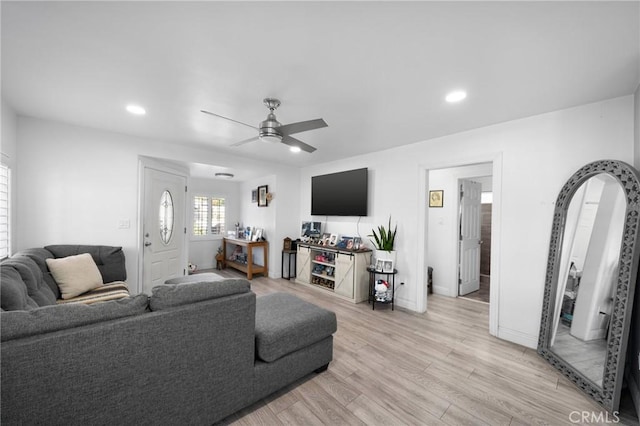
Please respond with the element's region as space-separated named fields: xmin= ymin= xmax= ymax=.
xmin=205 ymin=269 xmax=635 ymax=425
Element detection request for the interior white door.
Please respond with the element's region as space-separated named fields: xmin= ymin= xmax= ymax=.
xmin=142 ymin=167 xmax=187 ymax=295
xmin=459 ymin=180 xmax=482 ymax=296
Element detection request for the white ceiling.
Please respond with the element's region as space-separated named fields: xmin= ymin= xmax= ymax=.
xmin=2 ymin=1 xmax=639 ymax=179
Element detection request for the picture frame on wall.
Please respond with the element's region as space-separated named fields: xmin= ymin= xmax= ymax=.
xmin=251 ymin=189 xmax=258 ymax=203
xmin=429 ymin=190 xmax=444 ymax=208
xmin=258 ymin=185 xmax=268 ymax=207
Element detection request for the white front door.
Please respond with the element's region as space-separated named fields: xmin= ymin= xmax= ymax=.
xmin=459 ymin=180 xmax=482 ymax=296
xmin=142 ymin=167 xmax=187 ymax=295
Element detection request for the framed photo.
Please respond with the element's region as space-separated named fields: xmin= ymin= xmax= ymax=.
xmin=382 ymin=260 xmax=394 ymax=273
xmin=301 ymin=221 xmax=322 ymax=238
xmin=258 ymin=185 xmax=268 ymax=207
xmin=375 ymin=259 xmax=384 ymax=272
xmin=429 ymin=190 xmax=444 ymax=208
xmin=321 ymin=233 xmax=331 ymax=245
xmin=353 ymin=237 xmax=362 ymax=250
xmin=328 ymin=234 xmax=338 ymax=246
xmin=251 ymin=189 xmax=258 ymax=203
xmin=336 ymin=236 xmax=352 ymax=249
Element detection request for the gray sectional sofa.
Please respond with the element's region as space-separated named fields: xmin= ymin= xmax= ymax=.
xmin=1 ymin=245 xmax=337 ymax=425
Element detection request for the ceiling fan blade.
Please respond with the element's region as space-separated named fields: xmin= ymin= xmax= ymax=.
xmin=231 ymin=136 xmax=259 ymax=147
xmin=201 ymin=110 xmax=257 ymax=130
xmin=281 ymin=135 xmax=317 ymax=153
xmin=278 ymin=118 xmax=327 ymax=136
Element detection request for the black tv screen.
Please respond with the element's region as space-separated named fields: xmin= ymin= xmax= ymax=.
xmin=311 ymin=168 xmax=368 ymax=216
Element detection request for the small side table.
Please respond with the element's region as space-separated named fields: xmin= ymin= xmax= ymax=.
xmin=367 ymin=267 xmax=397 ymax=310
xmin=282 ymin=250 xmax=297 ymax=280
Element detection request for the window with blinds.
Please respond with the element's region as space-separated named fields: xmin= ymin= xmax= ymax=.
xmin=193 ymin=195 xmax=225 ymax=237
xmin=0 ymin=164 xmax=10 ymax=259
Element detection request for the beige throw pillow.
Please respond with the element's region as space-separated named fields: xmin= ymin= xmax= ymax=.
xmin=46 ymin=253 xmax=104 ymax=299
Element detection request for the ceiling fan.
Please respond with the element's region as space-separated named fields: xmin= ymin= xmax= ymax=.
xmin=201 ymin=98 xmax=327 ymax=153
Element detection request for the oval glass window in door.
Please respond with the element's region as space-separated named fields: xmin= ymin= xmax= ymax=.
xmin=159 ymin=190 xmax=174 ymax=244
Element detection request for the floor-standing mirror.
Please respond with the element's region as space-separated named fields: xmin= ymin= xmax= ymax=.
xmin=538 ymin=160 xmax=640 ymax=412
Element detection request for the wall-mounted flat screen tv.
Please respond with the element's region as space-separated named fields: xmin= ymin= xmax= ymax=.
xmin=311 ymin=168 xmax=368 ymax=216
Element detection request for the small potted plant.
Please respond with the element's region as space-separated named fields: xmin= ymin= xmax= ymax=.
xmin=368 ymin=216 xmax=397 ymax=266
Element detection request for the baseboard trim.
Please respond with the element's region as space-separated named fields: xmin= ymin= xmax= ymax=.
xmin=432 ymin=285 xmax=456 ymax=297
xmin=498 ymin=326 xmax=538 ymax=349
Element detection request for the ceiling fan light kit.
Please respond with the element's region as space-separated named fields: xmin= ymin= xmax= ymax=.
xmin=201 ymin=97 xmax=327 ymax=153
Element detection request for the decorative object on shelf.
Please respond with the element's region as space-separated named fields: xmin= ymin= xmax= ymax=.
xmin=283 ymin=237 xmax=292 ymax=251
xmin=320 ymin=233 xmax=331 ymax=245
xmin=369 ymin=216 xmax=397 ymax=266
xmin=382 ymin=259 xmax=394 ymax=273
xmin=374 ymin=280 xmax=391 ymax=302
xmin=252 ymin=228 xmax=263 ymax=242
xmin=374 ymin=259 xmax=384 ymax=272
xmin=215 ymin=246 xmax=224 ymax=270
xmin=258 ymin=185 xmax=269 ymax=207
xmin=301 ymin=222 xmax=322 ymax=240
xmin=251 ymin=189 xmax=257 ymax=203
xmin=336 ymin=236 xmax=353 ymax=249
xmin=429 ymin=190 xmax=444 ymax=207
xmin=353 ymin=237 xmax=362 ymax=250
xmin=328 ymin=234 xmax=338 ymax=246
xmin=188 ymin=262 xmax=197 ymax=274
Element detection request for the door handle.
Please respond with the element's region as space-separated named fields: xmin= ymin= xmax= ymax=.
xmin=145 ymin=242 xmax=152 ymax=247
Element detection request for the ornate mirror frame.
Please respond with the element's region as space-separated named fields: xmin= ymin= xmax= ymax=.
xmin=537 ymin=160 xmax=640 ymax=412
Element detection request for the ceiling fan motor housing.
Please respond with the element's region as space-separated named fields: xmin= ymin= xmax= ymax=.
xmin=259 ymin=112 xmax=282 ymax=142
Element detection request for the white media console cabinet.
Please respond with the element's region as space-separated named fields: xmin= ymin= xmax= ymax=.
xmin=295 ymin=243 xmax=371 ymax=303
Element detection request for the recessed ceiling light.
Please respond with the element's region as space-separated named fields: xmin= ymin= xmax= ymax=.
xmin=215 ymin=172 xmax=234 ymax=179
xmin=289 ymin=146 xmax=301 ymax=153
xmin=126 ymin=104 xmax=146 ymax=115
xmin=445 ymin=91 xmax=467 ymax=103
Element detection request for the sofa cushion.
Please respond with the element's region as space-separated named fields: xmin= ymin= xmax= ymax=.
xmin=1 ymin=266 xmax=39 ymax=311
xmin=13 ymin=248 xmax=60 ymax=298
xmin=255 ymin=293 xmax=337 ymax=363
xmin=0 ymin=293 xmax=149 ymax=342
xmin=46 ymin=253 xmax=103 ymax=299
xmin=0 ymin=257 xmax=57 ymax=309
xmin=56 ymin=281 xmax=130 ymax=305
xmin=149 ymin=279 xmax=250 ymax=311
xmin=45 ymin=245 xmax=127 ymax=283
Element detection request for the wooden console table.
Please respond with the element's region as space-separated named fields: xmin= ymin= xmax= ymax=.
xmin=223 ymin=237 xmax=268 ymax=279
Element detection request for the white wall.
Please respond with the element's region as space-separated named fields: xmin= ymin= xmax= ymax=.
xmin=15 ymin=116 xmax=299 ymax=293
xmin=188 ymin=177 xmax=241 ymax=271
xmin=1 ymin=99 xmax=18 ymax=254
xmin=238 ymin=176 xmax=275 ymax=274
xmin=427 ymin=163 xmax=493 ymax=297
xmin=299 ymin=95 xmax=634 ymax=348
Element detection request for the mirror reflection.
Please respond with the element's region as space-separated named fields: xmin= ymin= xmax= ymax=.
xmin=550 ymin=173 xmax=626 ymax=386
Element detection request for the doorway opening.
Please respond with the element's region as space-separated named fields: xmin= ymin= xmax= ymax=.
xmin=458 ymin=179 xmax=492 ymax=304
xmin=420 ymin=154 xmax=501 ymax=336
